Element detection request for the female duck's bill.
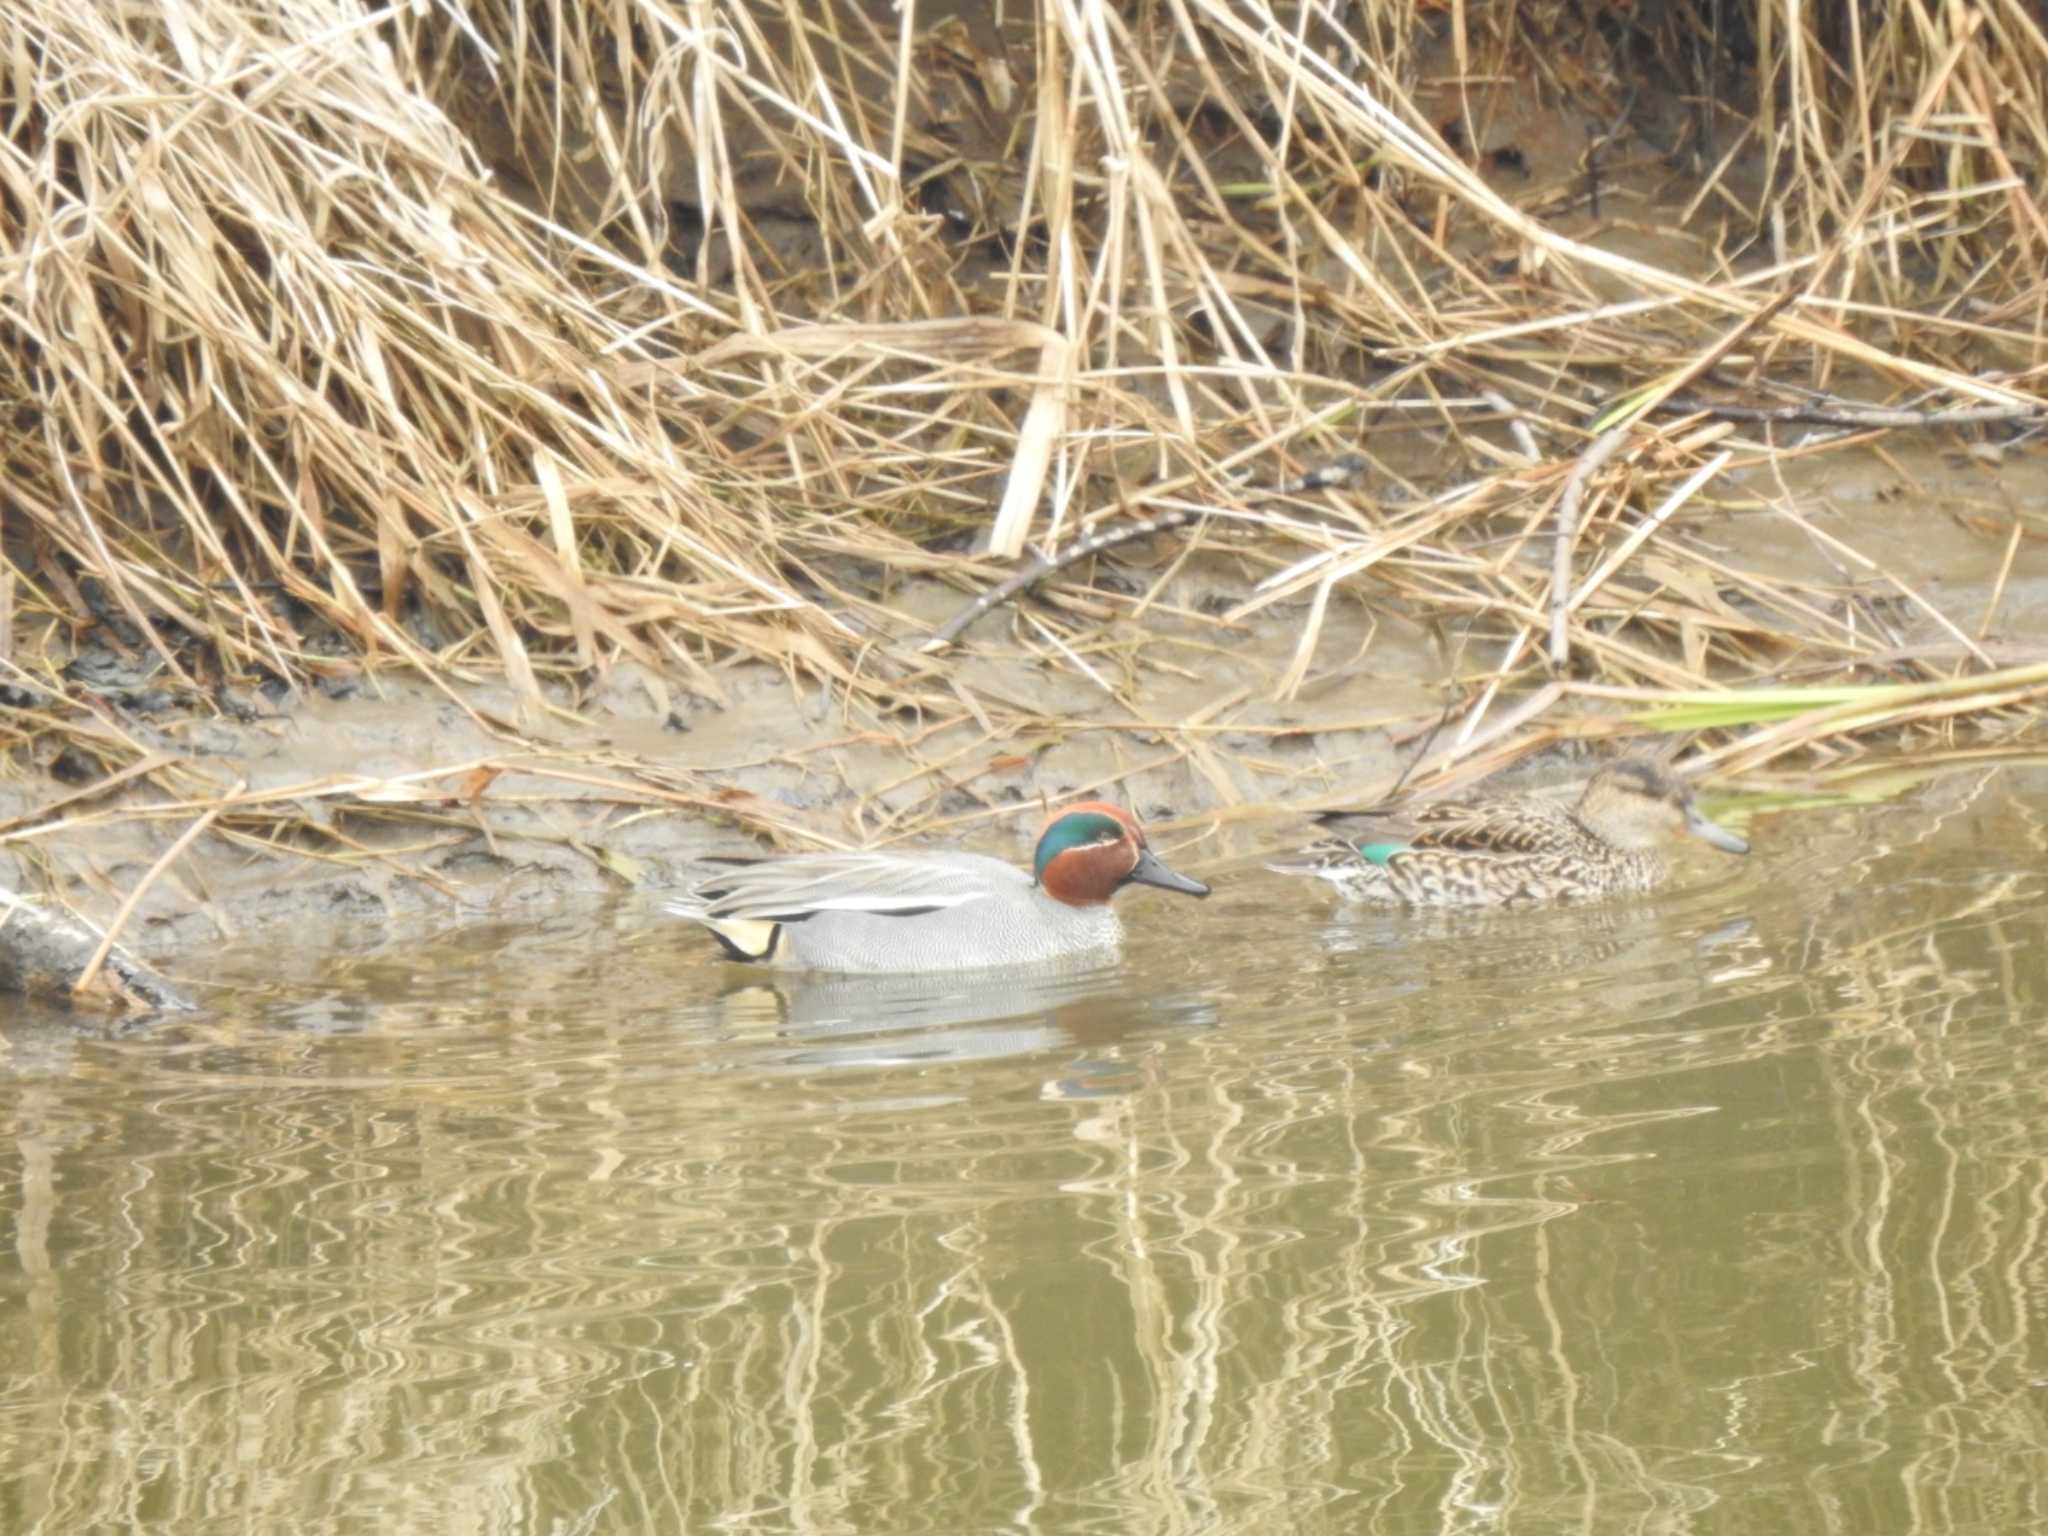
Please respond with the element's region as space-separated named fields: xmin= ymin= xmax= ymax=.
xmin=1580 ymin=759 xmax=1750 ymax=854
xmin=1682 ymin=801 xmax=1750 ymax=855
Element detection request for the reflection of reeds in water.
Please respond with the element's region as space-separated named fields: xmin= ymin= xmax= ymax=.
xmin=5 ymin=775 xmax=2048 ymax=1531
xmin=1758 ymin=774 xmax=2048 ymax=1527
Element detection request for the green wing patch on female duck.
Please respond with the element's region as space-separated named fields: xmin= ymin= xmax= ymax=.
xmin=1271 ymin=759 xmax=1748 ymax=908
xmin=668 ymin=801 xmax=1209 ymax=973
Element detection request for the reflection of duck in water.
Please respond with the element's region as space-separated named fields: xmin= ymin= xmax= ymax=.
xmin=707 ymin=961 xmax=1218 ymax=1084
xmin=1271 ymin=760 xmax=1749 ymax=908
xmin=666 ymin=802 xmax=1209 ymax=973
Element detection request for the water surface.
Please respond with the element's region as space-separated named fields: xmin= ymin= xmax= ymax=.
xmin=4 ymin=767 xmax=2047 ymax=1534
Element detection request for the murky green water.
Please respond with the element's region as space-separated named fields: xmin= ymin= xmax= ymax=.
xmin=4 ymin=767 xmax=2047 ymax=1534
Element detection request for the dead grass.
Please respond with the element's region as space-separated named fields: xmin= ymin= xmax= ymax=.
xmin=3 ymin=0 xmax=2047 ymax=893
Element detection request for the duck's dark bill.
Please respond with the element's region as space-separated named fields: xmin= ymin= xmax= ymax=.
xmin=1125 ymin=847 xmax=1211 ymax=897
xmin=1686 ymin=807 xmax=1751 ymax=855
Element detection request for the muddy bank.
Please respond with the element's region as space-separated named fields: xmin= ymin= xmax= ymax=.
xmin=0 ymin=559 xmax=1429 ymax=991
xmin=6 ymin=430 xmax=2044 ymax=1011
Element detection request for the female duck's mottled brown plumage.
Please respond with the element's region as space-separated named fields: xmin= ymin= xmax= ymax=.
xmin=1270 ymin=759 xmax=1749 ymax=908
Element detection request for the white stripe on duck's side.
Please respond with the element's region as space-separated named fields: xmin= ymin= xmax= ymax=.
xmin=667 ymin=802 xmax=1210 ymax=973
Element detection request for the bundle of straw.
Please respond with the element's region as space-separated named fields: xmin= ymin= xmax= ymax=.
xmin=3 ymin=0 xmax=2044 ymax=775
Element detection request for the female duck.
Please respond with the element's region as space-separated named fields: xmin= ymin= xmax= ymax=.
xmin=1271 ymin=759 xmax=1748 ymax=908
xmin=668 ymin=802 xmax=1210 ymax=973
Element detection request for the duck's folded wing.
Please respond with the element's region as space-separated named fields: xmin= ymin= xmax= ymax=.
xmin=1399 ymin=800 xmax=1582 ymax=854
xmin=673 ymin=853 xmax=995 ymax=924
xmin=1314 ymin=785 xmax=1578 ymax=853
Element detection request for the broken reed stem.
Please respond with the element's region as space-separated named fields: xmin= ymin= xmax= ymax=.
xmin=1548 ymin=428 xmax=1628 ymax=666
xmin=72 ymin=781 xmax=241 ymax=999
xmin=1479 ymin=390 xmax=1542 ymax=462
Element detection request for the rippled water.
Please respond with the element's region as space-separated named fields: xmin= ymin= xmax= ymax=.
xmin=4 ymin=766 xmax=2047 ymax=1534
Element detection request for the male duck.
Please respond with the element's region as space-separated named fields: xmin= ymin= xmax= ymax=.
xmin=668 ymin=802 xmax=1210 ymax=973
xmin=1270 ymin=759 xmax=1748 ymax=908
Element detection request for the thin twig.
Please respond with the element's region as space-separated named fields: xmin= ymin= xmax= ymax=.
xmin=1646 ymin=396 xmax=2044 ymax=430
